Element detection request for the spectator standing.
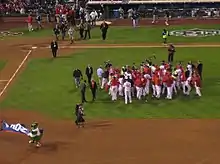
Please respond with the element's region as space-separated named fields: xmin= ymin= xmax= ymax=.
xmin=73 ymin=68 xmax=83 ymax=88
xmin=80 ymin=80 xmax=87 ymax=103
xmin=90 ymin=79 xmax=98 ymax=101
xmin=36 ymin=13 xmax=42 ymax=30
xmin=85 ymin=64 xmax=93 ymax=84
xmin=84 ymin=21 xmax=91 ymax=40
xmin=50 ymin=40 xmax=58 ymax=58
xmin=53 ymin=24 xmax=60 ymax=40
xmin=27 ymin=14 xmax=33 ymax=32
xmin=100 ymin=20 xmax=109 ymax=40
xmin=96 ymin=65 xmax=104 ymax=86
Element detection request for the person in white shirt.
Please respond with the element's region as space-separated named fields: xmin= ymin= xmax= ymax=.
xmin=123 ymin=80 xmax=132 ymax=104
xmin=118 ymin=75 xmax=124 ymax=96
xmin=96 ymin=66 xmax=104 ymax=86
xmin=68 ymin=26 xmax=74 ymax=44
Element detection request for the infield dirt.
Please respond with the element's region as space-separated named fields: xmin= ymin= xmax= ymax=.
xmin=0 ymin=18 xmax=220 ymax=164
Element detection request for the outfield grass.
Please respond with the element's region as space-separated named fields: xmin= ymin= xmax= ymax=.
xmin=17 ymin=24 xmax=220 ymax=44
xmin=1 ymin=47 xmax=220 ymax=119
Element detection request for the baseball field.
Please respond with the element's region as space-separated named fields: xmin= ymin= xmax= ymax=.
xmin=1 ymin=18 xmax=220 ymax=164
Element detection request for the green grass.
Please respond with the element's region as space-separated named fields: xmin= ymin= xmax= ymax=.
xmin=1 ymin=47 xmax=220 ymax=119
xmin=14 ymin=24 xmax=220 ymax=44
xmin=0 ymin=61 xmax=6 ymax=70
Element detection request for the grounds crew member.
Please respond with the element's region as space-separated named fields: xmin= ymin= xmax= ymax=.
xmin=73 ymin=68 xmax=83 ymax=88
xmin=100 ymin=20 xmax=109 ymax=40
xmin=162 ymin=29 xmax=169 ymax=44
xmin=90 ymin=79 xmax=98 ymax=101
xmin=50 ymin=40 xmax=58 ymax=58
xmin=80 ymin=80 xmax=87 ymax=103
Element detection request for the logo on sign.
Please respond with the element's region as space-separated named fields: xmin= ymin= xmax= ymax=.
xmin=10 ymin=124 xmax=29 ymax=134
xmin=169 ymin=28 xmax=220 ymax=37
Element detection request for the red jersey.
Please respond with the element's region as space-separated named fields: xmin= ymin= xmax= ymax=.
xmin=193 ymin=76 xmax=201 ymax=87
xmin=180 ymin=72 xmax=186 ymax=82
xmin=111 ymin=78 xmax=119 ymax=86
xmin=27 ymin=15 xmax=32 ymax=23
xmin=135 ymin=78 xmax=142 ymax=87
xmin=154 ymin=76 xmax=161 ymax=86
xmin=166 ymin=76 xmax=173 ymax=87
xmin=141 ymin=77 xmax=146 ymax=87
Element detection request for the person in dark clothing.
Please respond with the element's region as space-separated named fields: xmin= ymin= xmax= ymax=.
xmin=75 ymin=103 xmax=85 ymax=128
xmin=80 ymin=80 xmax=87 ymax=103
xmin=73 ymin=69 xmax=83 ymax=88
xmin=53 ymin=24 xmax=60 ymax=41
xmin=85 ymin=64 xmax=93 ymax=84
xmin=60 ymin=23 xmax=67 ymax=40
xmin=84 ymin=21 xmax=91 ymax=40
xmin=50 ymin=40 xmax=58 ymax=58
xmin=90 ymin=79 xmax=98 ymax=101
xmin=79 ymin=22 xmax=84 ymax=39
xmin=196 ymin=60 xmax=203 ymax=80
xmin=168 ymin=44 xmax=175 ymax=63
xmin=100 ymin=20 xmax=109 ymax=40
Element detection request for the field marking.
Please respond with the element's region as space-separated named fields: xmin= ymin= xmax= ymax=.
xmin=0 ymin=50 xmax=32 ymax=98
xmin=35 ymin=44 xmax=220 ymax=49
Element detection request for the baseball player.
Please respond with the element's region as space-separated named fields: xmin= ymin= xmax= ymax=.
xmin=68 ymin=26 xmax=74 ymax=44
xmin=123 ymin=79 xmax=132 ymax=104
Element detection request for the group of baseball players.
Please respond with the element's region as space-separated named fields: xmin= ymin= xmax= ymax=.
xmin=97 ymin=56 xmax=202 ymax=104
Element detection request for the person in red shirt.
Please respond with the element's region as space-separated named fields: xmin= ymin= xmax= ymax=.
xmin=135 ymin=77 xmax=142 ymax=100
xmin=110 ymin=76 xmax=119 ymax=101
xmin=192 ymin=73 xmax=202 ymax=97
xmin=155 ymin=74 xmax=161 ymax=99
xmin=166 ymin=75 xmax=173 ymax=99
xmin=26 ymin=14 xmax=33 ymax=32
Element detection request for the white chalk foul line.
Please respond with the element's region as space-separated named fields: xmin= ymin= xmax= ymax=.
xmin=0 ymin=49 xmax=32 ymax=97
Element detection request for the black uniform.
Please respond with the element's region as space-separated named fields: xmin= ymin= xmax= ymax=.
xmin=85 ymin=66 xmax=93 ymax=83
xmin=197 ymin=62 xmax=203 ymax=80
xmin=100 ymin=22 xmax=109 ymax=40
xmin=168 ymin=44 xmax=175 ymax=63
xmin=75 ymin=104 xmax=85 ymax=127
xmin=84 ymin=21 xmax=91 ymax=40
xmin=90 ymin=80 xmax=97 ymax=101
xmin=50 ymin=41 xmax=58 ymax=58
xmin=80 ymin=80 xmax=87 ymax=103
xmin=53 ymin=26 xmax=60 ymax=41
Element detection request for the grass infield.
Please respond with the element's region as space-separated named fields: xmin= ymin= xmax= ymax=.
xmin=1 ymin=47 xmax=220 ymax=119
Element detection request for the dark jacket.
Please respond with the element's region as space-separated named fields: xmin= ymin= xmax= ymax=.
xmin=90 ymin=81 xmax=97 ymax=90
xmin=100 ymin=22 xmax=108 ymax=32
xmin=85 ymin=66 xmax=93 ymax=76
xmin=73 ymin=69 xmax=82 ymax=78
xmin=50 ymin=41 xmax=58 ymax=50
xmin=53 ymin=27 xmax=60 ymax=35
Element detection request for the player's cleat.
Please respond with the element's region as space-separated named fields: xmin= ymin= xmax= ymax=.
xmin=29 ymin=140 xmax=34 ymax=144
xmin=36 ymin=142 xmax=41 ymax=148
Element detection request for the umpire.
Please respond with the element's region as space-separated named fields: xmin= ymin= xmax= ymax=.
xmin=100 ymin=20 xmax=109 ymax=40
xmin=50 ymin=40 xmax=58 ymax=58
